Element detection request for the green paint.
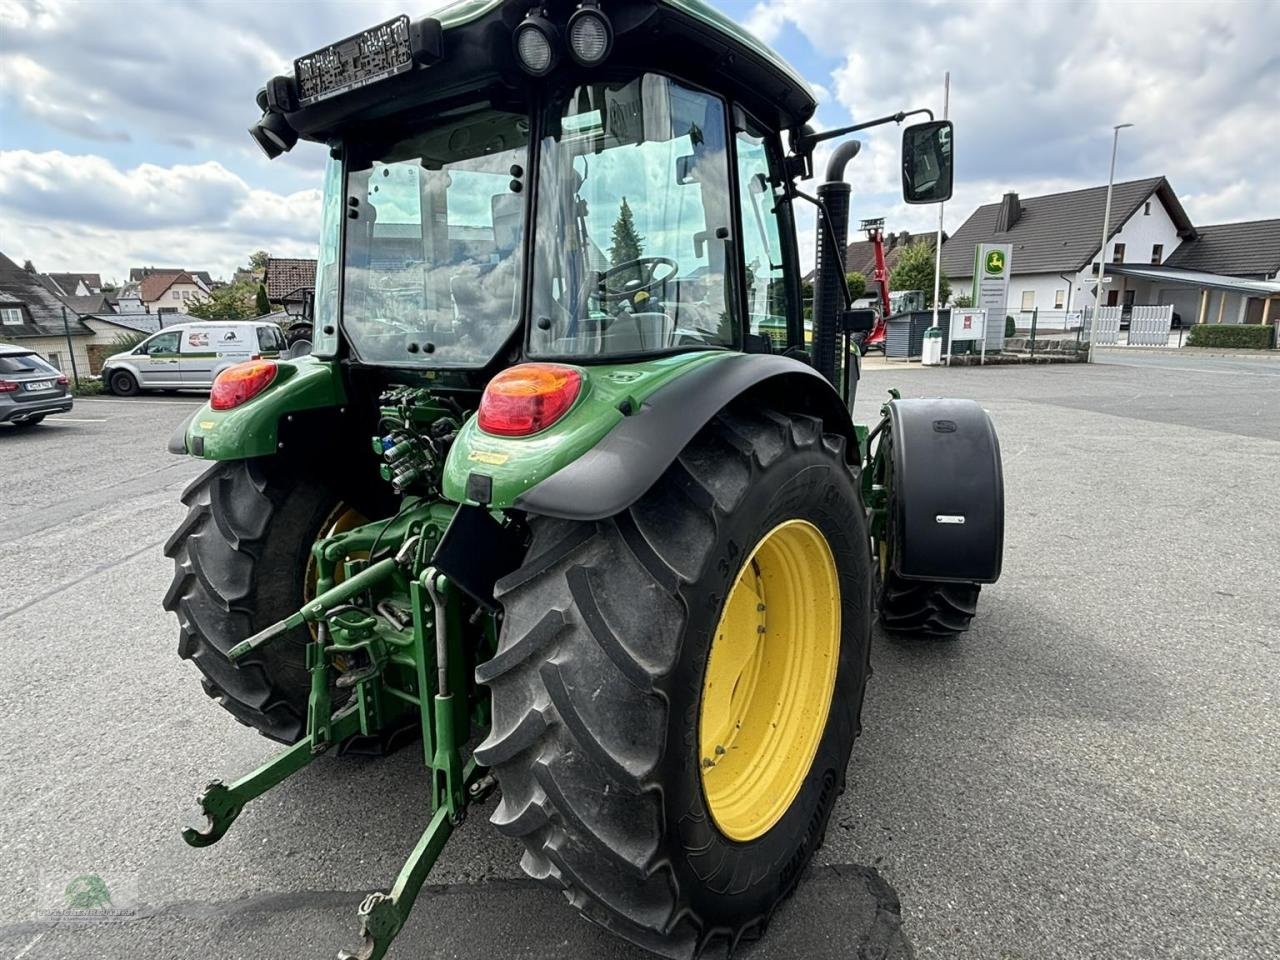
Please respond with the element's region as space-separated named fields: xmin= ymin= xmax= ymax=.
xmin=181 ymin=355 xmax=346 ymax=460
xmin=442 ymin=350 xmax=731 ymax=508
xmin=984 ymin=250 xmax=1006 ymax=275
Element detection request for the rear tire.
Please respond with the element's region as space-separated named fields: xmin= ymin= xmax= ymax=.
xmin=109 ymin=369 xmax=139 ymax=397
xmin=877 ymin=572 xmax=979 ymax=637
xmin=477 ymin=407 xmax=872 ymax=957
xmin=163 ymin=458 xmax=341 ymax=742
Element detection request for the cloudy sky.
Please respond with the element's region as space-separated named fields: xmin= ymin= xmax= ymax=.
xmin=1 ymin=0 xmax=1277 ymax=282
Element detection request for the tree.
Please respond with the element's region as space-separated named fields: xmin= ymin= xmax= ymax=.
xmin=186 ymin=282 xmax=256 ymax=322
xmin=951 ymin=293 xmax=973 ymax=308
xmin=608 ymin=197 xmax=645 ymax=268
xmin=247 ymin=250 xmax=271 ymax=273
xmin=889 ymin=240 xmax=950 ymax=307
xmin=845 ymin=271 xmax=867 ymax=303
xmin=255 ymin=283 xmax=271 ymax=316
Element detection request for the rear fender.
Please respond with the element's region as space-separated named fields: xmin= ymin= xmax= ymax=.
xmin=885 ymin=398 xmax=1004 ymax=583
xmin=167 ymin=356 xmax=346 ymax=460
xmin=443 ymin=352 xmax=857 ymax=521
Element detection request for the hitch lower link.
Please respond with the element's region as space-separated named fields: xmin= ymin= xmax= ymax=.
xmin=182 ymin=538 xmax=491 ymax=960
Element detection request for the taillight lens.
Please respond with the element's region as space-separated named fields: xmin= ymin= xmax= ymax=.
xmin=477 ymin=363 xmax=582 ymax=437
xmin=210 ymin=360 xmax=278 ymax=411
xmin=57 ymin=375 xmax=68 ymax=386
xmin=0 ymin=380 xmax=17 ymax=393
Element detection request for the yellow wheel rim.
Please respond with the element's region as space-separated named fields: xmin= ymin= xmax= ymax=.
xmin=303 ymin=505 xmax=368 ymax=641
xmin=699 ymin=519 xmax=841 ymax=842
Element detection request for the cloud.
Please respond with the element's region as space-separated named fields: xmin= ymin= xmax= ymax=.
xmin=0 ymin=149 xmax=321 ymax=278
xmin=751 ymin=0 xmax=1280 ymax=229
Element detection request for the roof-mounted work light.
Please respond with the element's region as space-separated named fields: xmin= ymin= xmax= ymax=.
xmin=249 ymin=110 xmax=298 ymax=159
xmin=566 ymin=1 xmax=612 ymax=66
xmin=513 ymin=10 xmax=559 ymax=77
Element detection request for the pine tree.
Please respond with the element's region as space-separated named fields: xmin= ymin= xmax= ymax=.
xmin=608 ymin=197 xmax=645 ymax=269
xmin=255 ymin=283 xmax=271 ymax=316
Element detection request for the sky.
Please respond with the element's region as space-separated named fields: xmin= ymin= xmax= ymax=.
xmin=1 ymin=0 xmax=1278 ymax=283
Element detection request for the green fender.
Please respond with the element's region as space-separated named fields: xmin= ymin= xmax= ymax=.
xmin=443 ymin=351 xmax=856 ymax=519
xmin=168 ymin=356 xmax=347 ymax=460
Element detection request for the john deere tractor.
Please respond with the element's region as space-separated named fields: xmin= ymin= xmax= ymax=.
xmin=165 ymin=2 xmax=1003 ymax=957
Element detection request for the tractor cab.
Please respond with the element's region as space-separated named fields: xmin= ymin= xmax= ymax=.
xmin=250 ymin=0 xmax=949 ymax=392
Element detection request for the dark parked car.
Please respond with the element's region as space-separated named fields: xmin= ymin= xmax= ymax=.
xmin=0 ymin=343 xmax=73 ymax=428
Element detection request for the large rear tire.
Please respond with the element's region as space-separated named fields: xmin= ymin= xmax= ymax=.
xmin=163 ymin=458 xmax=340 ymax=742
xmin=476 ymin=407 xmax=872 ymax=957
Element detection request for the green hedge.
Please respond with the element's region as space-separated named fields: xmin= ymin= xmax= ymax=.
xmin=1186 ymin=323 xmax=1275 ymax=349
xmin=1005 ymin=315 xmax=1016 ymax=338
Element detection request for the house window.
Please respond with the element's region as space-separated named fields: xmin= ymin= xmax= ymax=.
xmin=1144 ymin=201 xmax=1151 ymax=215
xmin=172 ymin=290 xmax=181 ymax=300
xmin=0 ymin=305 xmax=24 ymax=325
xmin=1020 ymin=290 xmax=1035 ymax=311
xmin=1113 ymin=243 xmax=1125 ymax=263
xmin=47 ymin=351 xmax=62 ymax=370
xmin=1054 ymin=289 xmax=1065 ymax=309
xmin=1106 ymin=290 xmax=1119 ymax=306
xmin=1151 ymin=244 xmax=1163 ymax=264
xmin=1091 ymin=262 xmax=1100 ymax=276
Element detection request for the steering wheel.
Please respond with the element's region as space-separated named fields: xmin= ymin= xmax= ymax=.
xmin=597 ymin=256 xmax=679 ymax=303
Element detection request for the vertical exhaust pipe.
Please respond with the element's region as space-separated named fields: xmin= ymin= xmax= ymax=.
xmin=811 ymin=140 xmax=861 ymax=386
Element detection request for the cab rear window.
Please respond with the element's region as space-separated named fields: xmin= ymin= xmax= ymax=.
xmin=0 ymin=353 xmax=55 ymax=374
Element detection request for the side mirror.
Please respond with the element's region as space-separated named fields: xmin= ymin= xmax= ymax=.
xmin=901 ymin=120 xmax=953 ymax=204
xmin=839 ymin=308 xmax=878 ymax=333
xmin=676 ymin=154 xmax=697 ymax=185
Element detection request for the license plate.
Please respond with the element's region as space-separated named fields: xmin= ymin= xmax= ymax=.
xmin=294 ymin=15 xmax=412 ymax=107
xmin=25 ymin=379 xmax=55 ymax=392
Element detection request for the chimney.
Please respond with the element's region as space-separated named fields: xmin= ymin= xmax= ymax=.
xmin=995 ymin=192 xmax=1021 ymax=232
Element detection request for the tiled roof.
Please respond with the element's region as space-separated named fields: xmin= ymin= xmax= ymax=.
xmin=1164 ymin=219 xmax=1280 ymax=278
xmin=130 ymin=267 xmax=214 ymax=287
xmin=263 ymin=258 xmax=317 ymax=300
xmin=942 ymin=177 xmax=1196 ymax=278
xmin=139 ymin=270 xmax=201 ymax=303
xmin=0 ymin=251 xmax=92 ymax=338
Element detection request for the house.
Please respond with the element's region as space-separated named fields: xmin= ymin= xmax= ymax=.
xmin=130 ymin=266 xmax=214 ymax=288
xmin=138 ymin=270 xmax=210 ymax=315
xmin=37 ymin=271 xmax=104 ymax=297
xmin=943 ymin=178 xmax=1280 ymax=325
xmin=262 ymin=257 xmax=316 ymax=306
xmin=0 ymin=252 xmax=144 ymax=375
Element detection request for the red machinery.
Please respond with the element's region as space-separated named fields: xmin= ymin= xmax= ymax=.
xmin=859 ymin=217 xmax=890 ymax=353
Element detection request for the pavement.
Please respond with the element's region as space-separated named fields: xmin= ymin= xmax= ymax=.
xmin=1 ymin=355 xmax=1278 ymax=960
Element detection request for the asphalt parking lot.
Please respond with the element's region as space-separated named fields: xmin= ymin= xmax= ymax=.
xmin=1 ymin=351 xmax=1277 ymax=960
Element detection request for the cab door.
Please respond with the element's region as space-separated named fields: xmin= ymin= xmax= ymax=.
xmin=136 ymin=330 xmax=182 ymax=386
xmin=178 ymin=326 xmax=221 ymax=386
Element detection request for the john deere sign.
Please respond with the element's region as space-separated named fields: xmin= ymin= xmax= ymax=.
xmin=972 ymin=242 xmax=1012 ymax=349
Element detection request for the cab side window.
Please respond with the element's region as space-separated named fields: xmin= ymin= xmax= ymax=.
xmin=734 ymin=117 xmax=788 ymax=350
xmin=144 ymin=332 xmax=180 ymax=355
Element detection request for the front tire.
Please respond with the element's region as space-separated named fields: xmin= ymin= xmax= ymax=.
xmin=163 ymin=458 xmax=341 ymax=742
xmin=476 ymin=407 xmax=872 ymax=956
xmin=109 ymin=369 xmax=139 ymax=397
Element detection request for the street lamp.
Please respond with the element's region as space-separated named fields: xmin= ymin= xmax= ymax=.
xmin=1087 ymin=122 xmax=1133 ymax=363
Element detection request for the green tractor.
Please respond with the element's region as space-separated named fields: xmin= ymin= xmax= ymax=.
xmin=165 ymin=2 xmax=1004 ymax=957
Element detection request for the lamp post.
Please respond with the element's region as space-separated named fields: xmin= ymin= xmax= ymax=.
xmin=1087 ymin=122 xmax=1133 ymax=363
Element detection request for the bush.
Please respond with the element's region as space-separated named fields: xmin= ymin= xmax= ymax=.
xmin=1005 ymin=315 xmax=1016 ymax=338
xmin=1186 ymin=324 xmax=1274 ymax=349
xmin=109 ymin=331 xmax=150 ymax=353
xmin=71 ymin=378 xmax=105 ymax=396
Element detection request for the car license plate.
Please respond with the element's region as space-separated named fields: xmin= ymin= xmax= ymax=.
xmin=25 ymin=379 xmax=55 ymax=392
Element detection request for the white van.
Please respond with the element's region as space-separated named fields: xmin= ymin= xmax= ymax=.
xmin=101 ymin=320 xmax=287 ymax=396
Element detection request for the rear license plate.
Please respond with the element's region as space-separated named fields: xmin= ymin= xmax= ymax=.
xmin=25 ymin=379 xmax=55 ymax=392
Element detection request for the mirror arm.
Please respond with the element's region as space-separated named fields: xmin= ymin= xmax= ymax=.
xmin=796 ymin=107 xmax=934 ymax=155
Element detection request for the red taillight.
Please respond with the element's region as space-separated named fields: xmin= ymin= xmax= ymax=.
xmin=477 ymin=363 xmax=582 ymax=437
xmin=57 ymin=375 xmax=68 ymax=386
xmin=0 ymin=380 xmax=17 ymax=393
xmin=210 ymin=360 xmax=278 ymax=411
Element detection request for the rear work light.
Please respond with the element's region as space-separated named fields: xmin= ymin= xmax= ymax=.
xmin=210 ymin=360 xmax=278 ymax=411
xmin=477 ymin=363 xmax=582 ymax=437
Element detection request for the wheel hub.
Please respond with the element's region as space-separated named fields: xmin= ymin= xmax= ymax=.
xmin=699 ymin=519 xmax=841 ymax=842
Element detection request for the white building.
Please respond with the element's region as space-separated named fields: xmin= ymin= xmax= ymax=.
xmin=942 ymin=178 xmax=1280 ymax=327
